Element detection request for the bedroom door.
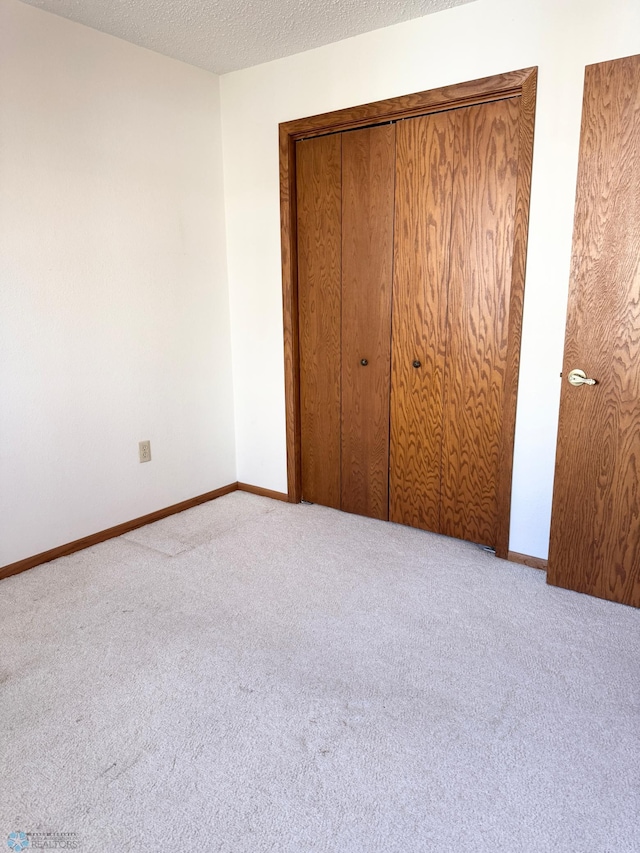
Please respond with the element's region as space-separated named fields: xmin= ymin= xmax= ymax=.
xmin=548 ymin=54 xmax=640 ymax=607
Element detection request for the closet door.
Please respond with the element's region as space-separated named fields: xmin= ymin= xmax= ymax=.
xmin=389 ymin=112 xmax=455 ymax=531
xmin=296 ymin=134 xmax=342 ymax=508
xmin=297 ymin=127 xmax=395 ymax=517
xmin=341 ymin=125 xmax=395 ymax=520
xmin=390 ymin=98 xmax=521 ymax=547
xmin=440 ymin=99 xmax=520 ymax=547
xmin=297 ymin=95 xmax=524 ymax=546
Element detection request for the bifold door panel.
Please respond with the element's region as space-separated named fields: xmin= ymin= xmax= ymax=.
xmin=389 ymin=110 xmax=454 ymax=533
xmin=340 ymin=125 xmax=395 ymax=521
xmin=296 ymin=134 xmax=342 ymax=509
xmin=388 ymin=100 xmax=520 ymax=546
xmin=439 ymin=99 xmax=520 ymax=547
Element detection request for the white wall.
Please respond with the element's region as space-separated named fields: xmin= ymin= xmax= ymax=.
xmin=0 ymin=0 xmax=236 ymax=565
xmin=220 ymin=0 xmax=640 ymax=559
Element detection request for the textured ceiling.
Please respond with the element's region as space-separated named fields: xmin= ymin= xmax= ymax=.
xmin=18 ymin=0 xmax=474 ymax=75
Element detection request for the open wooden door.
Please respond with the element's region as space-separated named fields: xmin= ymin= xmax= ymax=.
xmin=548 ymin=54 xmax=640 ymax=607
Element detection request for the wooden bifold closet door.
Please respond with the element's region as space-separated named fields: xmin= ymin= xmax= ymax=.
xmin=296 ymin=133 xmax=342 ymax=510
xmin=297 ymin=125 xmax=396 ymax=520
xmin=397 ymin=99 xmax=519 ymax=546
xmin=296 ymin=95 xmax=522 ymax=549
xmin=389 ymin=110 xmax=454 ymax=533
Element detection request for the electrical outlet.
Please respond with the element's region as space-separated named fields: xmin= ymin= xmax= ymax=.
xmin=139 ymin=440 xmax=151 ymax=463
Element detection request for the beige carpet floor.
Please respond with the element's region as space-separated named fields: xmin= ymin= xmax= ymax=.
xmin=1 ymin=491 xmax=638 ymax=852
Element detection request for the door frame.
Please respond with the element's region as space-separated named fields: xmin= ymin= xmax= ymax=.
xmin=279 ymin=67 xmax=537 ymax=559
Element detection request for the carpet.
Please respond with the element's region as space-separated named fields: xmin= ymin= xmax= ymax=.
xmin=1 ymin=491 xmax=638 ymax=852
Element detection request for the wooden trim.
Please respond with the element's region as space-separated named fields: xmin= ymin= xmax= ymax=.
xmin=237 ymin=482 xmax=289 ymax=502
xmin=0 ymin=483 xmax=239 ymax=581
xmin=279 ymin=68 xmax=537 ymax=141
xmin=280 ymin=68 xmax=538 ymax=547
xmin=495 ymin=68 xmax=538 ymax=559
xmin=280 ymin=122 xmax=302 ymax=503
xmin=507 ymin=550 xmax=548 ymax=571
xmin=0 ymin=474 xmax=543 ymax=583
xmin=0 ymin=480 xmax=292 ymax=582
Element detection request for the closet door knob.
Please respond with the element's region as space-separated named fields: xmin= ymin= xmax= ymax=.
xmin=360 ymin=358 xmax=368 ymax=366
xmin=412 ymin=360 xmax=422 ymax=369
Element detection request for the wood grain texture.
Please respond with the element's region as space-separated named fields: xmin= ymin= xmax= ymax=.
xmin=280 ymin=70 xmax=537 ymax=527
xmin=389 ymin=111 xmax=455 ymax=531
xmin=440 ymin=98 xmax=520 ymax=548
xmin=280 ymin=126 xmax=302 ymax=502
xmin=340 ymin=125 xmax=395 ymax=519
xmin=548 ymin=54 xmax=640 ymax=607
xmin=296 ymin=134 xmax=342 ymax=508
xmin=280 ymin=68 xmax=536 ymax=142
xmin=0 ymin=483 xmax=239 ymax=581
xmin=237 ymin=483 xmax=289 ymax=502
xmin=507 ymin=551 xmax=548 ymax=570
xmin=279 ymin=68 xmax=537 ymax=516
xmin=494 ymin=69 xmax=537 ymax=559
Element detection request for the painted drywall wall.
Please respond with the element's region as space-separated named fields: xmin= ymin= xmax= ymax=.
xmin=220 ymin=0 xmax=640 ymax=559
xmin=0 ymin=0 xmax=235 ymax=565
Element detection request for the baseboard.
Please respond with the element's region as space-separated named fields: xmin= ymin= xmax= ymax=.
xmin=3 ymin=483 xmax=535 ymax=582
xmin=507 ymin=550 xmax=548 ymax=570
xmin=0 ymin=482 xmax=239 ymax=581
xmin=237 ymin=482 xmax=290 ymax=502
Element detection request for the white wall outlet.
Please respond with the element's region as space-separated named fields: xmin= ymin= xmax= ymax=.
xmin=138 ymin=440 xmax=151 ymax=463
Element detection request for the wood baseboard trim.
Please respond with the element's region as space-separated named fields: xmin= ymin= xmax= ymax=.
xmin=508 ymin=550 xmax=548 ymax=570
xmin=0 ymin=482 xmax=239 ymax=581
xmin=3 ymin=479 xmax=537 ymax=583
xmin=237 ymin=482 xmax=290 ymax=502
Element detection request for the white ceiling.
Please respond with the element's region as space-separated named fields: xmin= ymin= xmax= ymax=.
xmin=19 ymin=0 xmax=474 ymax=75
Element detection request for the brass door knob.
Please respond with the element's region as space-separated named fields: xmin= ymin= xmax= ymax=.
xmin=567 ymin=368 xmax=597 ymax=386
